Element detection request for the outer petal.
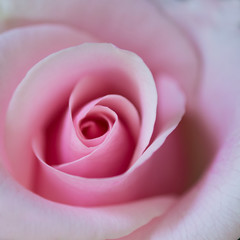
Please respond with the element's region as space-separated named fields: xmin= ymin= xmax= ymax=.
xmin=0 ymin=24 xmax=96 ymax=169
xmin=117 ymin=121 xmax=240 ymax=240
xmin=154 ymin=0 xmax=240 ymax=143
xmin=0 ymin=0 xmax=199 ymax=98
xmin=118 ymin=0 xmax=240 ymax=239
xmin=0 ymin=167 xmax=176 ymax=240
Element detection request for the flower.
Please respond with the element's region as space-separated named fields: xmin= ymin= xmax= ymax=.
xmin=0 ymin=0 xmax=240 ymax=239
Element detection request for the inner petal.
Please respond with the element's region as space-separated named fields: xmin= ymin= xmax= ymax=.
xmin=80 ymin=116 xmax=109 ymax=139
xmin=73 ymin=104 xmax=115 ymax=148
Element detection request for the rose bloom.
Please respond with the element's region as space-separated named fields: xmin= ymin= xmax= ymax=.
xmin=0 ymin=0 xmax=240 ymax=239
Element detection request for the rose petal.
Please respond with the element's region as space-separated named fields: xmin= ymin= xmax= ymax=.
xmin=117 ymin=124 xmax=240 ymax=240
xmin=117 ymin=1 xmax=240 ymax=239
xmin=125 ymin=76 xmax=187 ymax=195
xmin=24 ymin=76 xmax=185 ymax=206
xmin=0 ymin=0 xmax=189 ymax=205
xmin=154 ymin=0 xmax=240 ymax=144
xmin=0 ymin=72 xmax=185 ymax=238
xmin=0 ymin=0 xmax=199 ymax=98
xmin=0 ymin=167 xmax=176 ymax=240
xmin=0 ymin=23 xmax=97 ymax=177
xmin=4 ymin=40 xmax=158 ymax=204
xmin=33 ymin=104 xmax=135 ymax=178
xmin=70 ymin=83 xmax=141 ymax=146
xmin=54 ymin=93 xmax=140 ymax=177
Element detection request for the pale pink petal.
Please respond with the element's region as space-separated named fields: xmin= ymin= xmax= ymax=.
xmin=50 ymin=85 xmax=140 ymax=164
xmin=0 ymin=167 xmax=176 ymax=240
xmin=5 ymin=42 xmax=157 ymax=205
xmin=0 ymin=1 xmax=221 ymax=239
xmin=154 ymin=0 xmax=240 ymax=143
xmin=70 ymin=83 xmax=141 ymax=145
xmin=126 ymin=76 xmax=186 ymax=195
xmin=48 ymin=97 xmax=114 ymax=165
xmin=131 ymin=75 xmax=186 ymax=169
xmin=52 ymin=93 xmax=140 ymax=177
xmin=24 ymin=76 xmax=184 ymax=206
xmin=34 ymin=105 xmax=134 ymax=178
xmin=117 ymin=124 xmax=240 ymax=240
xmin=116 ymin=1 xmax=240 ymax=239
xmin=0 ymin=24 xmax=97 ymax=180
xmin=0 ymin=73 xmax=184 ymax=238
xmin=42 ymin=102 xmax=114 ymax=165
xmin=0 ymin=0 xmax=199 ymax=97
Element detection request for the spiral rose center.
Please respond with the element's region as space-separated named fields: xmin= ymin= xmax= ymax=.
xmin=80 ymin=116 xmax=109 ymax=139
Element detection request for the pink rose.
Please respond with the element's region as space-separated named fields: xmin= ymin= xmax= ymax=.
xmin=0 ymin=0 xmax=240 ymax=239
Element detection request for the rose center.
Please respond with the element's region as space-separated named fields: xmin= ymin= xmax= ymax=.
xmin=79 ymin=117 xmax=109 ymax=139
